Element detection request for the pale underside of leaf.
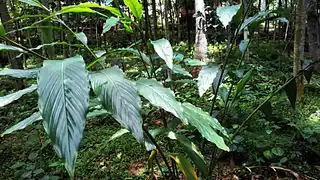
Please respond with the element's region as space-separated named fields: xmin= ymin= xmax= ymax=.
xmin=0 ymin=84 xmax=38 ymax=107
xmin=197 ymin=66 xmax=219 ymax=97
xmin=0 ymin=68 xmax=39 ymax=78
xmin=136 ymin=78 xmax=186 ymax=124
xmin=38 ymin=55 xmax=89 ymax=176
xmin=89 ymin=67 xmax=143 ymax=142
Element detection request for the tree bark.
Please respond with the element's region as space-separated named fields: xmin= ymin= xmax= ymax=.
xmin=194 ymin=0 xmax=208 ymax=63
xmin=293 ymin=0 xmax=306 ymax=103
xmin=306 ymin=0 xmax=320 ymax=70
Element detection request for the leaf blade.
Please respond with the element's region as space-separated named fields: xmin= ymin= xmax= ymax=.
xmin=0 ymin=84 xmax=38 ymax=107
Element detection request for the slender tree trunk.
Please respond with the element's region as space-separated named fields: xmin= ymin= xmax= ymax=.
xmin=143 ymin=0 xmax=150 ymax=40
xmin=151 ymin=0 xmax=157 ymax=39
xmin=306 ymin=0 xmax=320 ymax=70
xmin=194 ymin=0 xmax=208 ymax=63
xmin=293 ymin=0 xmax=306 ymax=103
xmin=243 ymin=0 xmax=250 ymax=62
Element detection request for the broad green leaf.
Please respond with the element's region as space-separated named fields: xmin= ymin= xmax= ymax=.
xmin=89 ymin=67 xmax=143 ymax=142
xmin=197 ymin=66 xmax=219 ymax=97
xmin=151 ymin=39 xmax=173 ymax=69
xmin=1 ymin=112 xmax=42 ymax=137
xmin=180 ymin=103 xmax=229 ymax=151
xmin=38 ymin=55 xmax=89 ymax=177
xmin=107 ymin=129 xmax=130 ymax=143
xmin=172 ymin=64 xmax=192 ymax=77
xmin=184 ymin=58 xmax=206 ymax=66
xmin=284 ymin=78 xmax=297 ymax=109
xmin=168 ymin=132 xmax=207 ymax=176
xmin=19 ymin=0 xmax=44 ymax=9
xmin=0 ymin=68 xmax=39 ymax=78
xmin=239 ymin=39 xmax=249 ymax=53
xmin=103 ymin=17 xmax=119 ymax=34
xmin=0 ymin=84 xmax=37 ymax=107
xmin=0 ymin=23 xmax=5 ymax=37
xmin=239 ymin=10 xmax=270 ymax=32
xmin=76 ymin=32 xmax=88 ymax=45
xmin=0 ymin=44 xmax=25 ymax=52
xmin=217 ymin=4 xmax=241 ymax=28
xmin=73 ymin=2 xmax=121 ymax=16
xmin=234 ymin=68 xmax=253 ymax=99
xmin=123 ymin=0 xmax=143 ymax=20
xmin=136 ymin=79 xmax=186 ymax=124
xmin=86 ymin=109 xmax=109 ymax=119
xmin=171 ymin=154 xmax=198 ymax=180
xmin=173 ymin=53 xmax=184 ymax=61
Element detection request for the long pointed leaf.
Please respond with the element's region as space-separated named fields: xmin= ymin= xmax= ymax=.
xmin=151 ymin=39 xmax=173 ymax=69
xmin=0 ymin=44 xmax=25 ymax=52
xmin=0 ymin=68 xmax=39 ymax=78
xmin=1 ymin=112 xmax=42 ymax=137
xmin=180 ymin=103 xmax=229 ymax=151
xmin=123 ymin=0 xmax=143 ymax=20
xmin=89 ymin=67 xmax=143 ymax=142
xmin=0 ymin=84 xmax=37 ymax=107
xmin=171 ymin=154 xmax=198 ymax=180
xmin=38 ymin=55 xmax=89 ymax=177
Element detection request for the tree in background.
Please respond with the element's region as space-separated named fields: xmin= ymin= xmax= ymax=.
xmin=293 ymin=0 xmax=306 ymax=102
xmin=194 ymin=0 xmax=208 ymax=63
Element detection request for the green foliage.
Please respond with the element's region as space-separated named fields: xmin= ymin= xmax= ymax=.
xmin=151 ymin=38 xmax=173 ymax=69
xmin=171 ymin=154 xmax=198 ymax=180
xmin=136 ymin=79 xmax=185 ymax=123
xmin=38 ymin=56 xmax=90 ymax=177
xmin=103 ymin=17 xmax=119 ymax=34
xmin=0 ymin=44 xmax=25 ymax=53
xmin=197 ymin=65 xmax=220 ymax=97
xmin=89 ymin=67 xmax=143 ymax=142
xmin=76 ymin=32 xmax=88 ymax=45
xmin=216 ymin=4 xmax=241 ymax=28
xmin=180 ymin=103 xmax=229 ymax=151
xmin=0 ymin=23 xmax=5 ymax=37
xmin=123 ymin=0 xmax=143 ymax=20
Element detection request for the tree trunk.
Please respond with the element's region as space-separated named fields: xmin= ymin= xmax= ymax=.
xmin=194 ymin=0 xmax=208 ymax=63
xmin=151 ymin=0 xmax=157 ymax=39
xmin=306 ymin=0 xmax=320 ymax=70
xmin=143 ymin=0 xmax=150 ymax=41
xmin=0 ymin=0 xmax=23 ymax=69
xmin=293 ymin=0 xmax=306 ymax=103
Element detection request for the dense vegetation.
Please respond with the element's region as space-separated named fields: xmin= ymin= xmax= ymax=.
xmin=0 ymin=0 xmax=319 ymax=179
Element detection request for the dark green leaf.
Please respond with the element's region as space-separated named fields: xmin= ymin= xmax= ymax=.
xmin=1 ymin=112 xmax=42 ymax=137
xmin=38 ymin=55 xmax=90 ymax=177
xmin=180 ymin=103 xmax=229 ymax=151
xmin=239 ymin=10 xmax=270 ymax=32
xmin=260 ymin=101 xmax=272 ymax=117
xmin=0 ymin=68 xmax=39 ymax=78
xmin=284 ymin=78 xmax=297 ymax=109
xmin=0 ymin=84 xmax=37 ymax=107
xmin=103 ymin=17 xmax=119 ymax=34
xmin=151 ymin=39 xmax=173 ymax=69
xmin=234 ymin=68 xmax=253 ymax=99
xmin=89 ymin=67 xmax=143 ymax=142
xmin=272 ymin=147 xmax=284 ymax=156
xmin=217 ymin=4 xmax=241 ymax=28
xmin=303 ymin=66 xmax=313 ymax=83
xmin=168 ymin=132 xmax=207 ymax=176
xmin=123 ymin=0 xmax=143 ymax=20
xmin=171 ymin=154 xmax=198 ymax=180
xmin=136 ymin=79 xmax=185 ymax=124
